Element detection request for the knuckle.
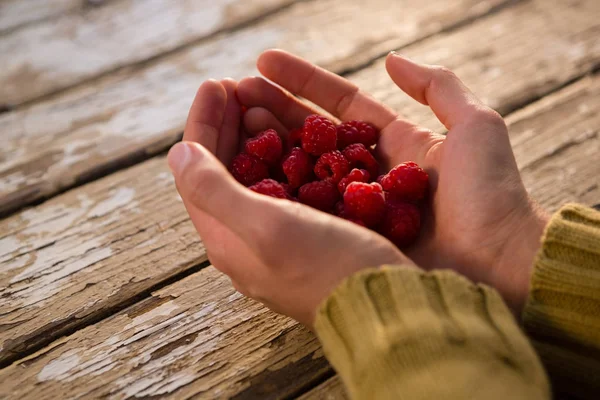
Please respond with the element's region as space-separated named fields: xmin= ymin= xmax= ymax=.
xmin=471 ymin=107 xmax=507 ymax=131
xmin=432 ymin=65 xmax=458 ymax=81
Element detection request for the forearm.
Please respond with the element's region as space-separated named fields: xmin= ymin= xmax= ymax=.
xmin=315 ymin=266 xmax=549 ymax=400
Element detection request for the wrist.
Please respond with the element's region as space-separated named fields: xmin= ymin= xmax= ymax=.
xmin=492 ymin=200 xmax=549 ymax=316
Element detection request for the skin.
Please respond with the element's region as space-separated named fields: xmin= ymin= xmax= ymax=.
xmin=168 ymin=50 xmax=548 ymax=327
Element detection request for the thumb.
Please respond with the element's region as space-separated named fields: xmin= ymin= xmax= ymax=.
xmin=385 ymin=52 xmax=504 ymax=131
xmin=167 ymin=141 xmax=283 ymax=253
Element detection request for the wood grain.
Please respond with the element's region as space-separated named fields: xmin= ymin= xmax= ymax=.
xmin=0 ymin=0 xmax=84 ymax=34
xmin=0 ymin=0 xmax=297 ymax=107
xmin=294 ymin=74 xmax=600 ymax=400
xmin=0 ymin=0 xmax=507 ymax=107
xmin=0 ymin=0 xmax=512 ymax=216
xmin=0 ymin=71 xmax=597 ymax=398
xmin=0 ymin=267 xmax=330 ymax=399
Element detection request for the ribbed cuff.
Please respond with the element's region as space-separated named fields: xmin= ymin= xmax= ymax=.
xmin=523 ymin=204 xmax=600 ymax=397
xmin=315 ymin=266 xmax=549 ymax=400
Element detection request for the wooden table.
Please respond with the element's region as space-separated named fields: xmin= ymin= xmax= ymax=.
xmin=0 ymin=0 xmax=598 ymax=398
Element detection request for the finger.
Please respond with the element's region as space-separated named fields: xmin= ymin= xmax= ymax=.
xmin=257 ymin=49 xmax=399 ymax=129
xmin=217 ymin=78 xmax=242 ymax=165
xmin=244 ymin=107 xmax=289 ymax=137
xmin=168 ymin=141 xmax=287 ymax=255
xmin=184 ymin=80 xmax=227 ymax=154
xmin=385 ymin=52 xmax=504 ymax=131
xmin=237 ymin=76 xmax=318 ymax=129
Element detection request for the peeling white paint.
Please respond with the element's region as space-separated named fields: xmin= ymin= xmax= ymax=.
xmin=124 ymin=301 xmax=181 ymax=331
xmin=89 ymin=187 xmax=136 ymax=218
xmin=38 ymin=351 xmax=81 ymax=382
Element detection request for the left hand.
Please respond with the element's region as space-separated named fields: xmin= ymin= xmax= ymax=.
xmin=168 ymin=79 xmax=412 ymax=327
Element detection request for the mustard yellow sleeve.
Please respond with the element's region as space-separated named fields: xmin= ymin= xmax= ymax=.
xmin=523 ymin=204 xmax=600 ymax=399
xmin=315 ymin=266 xmax=550 ymax=400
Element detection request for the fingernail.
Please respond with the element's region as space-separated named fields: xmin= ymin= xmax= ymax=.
xmin=167 ymin=142 xmax=191 ymax=175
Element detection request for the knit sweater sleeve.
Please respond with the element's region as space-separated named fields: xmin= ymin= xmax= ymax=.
xmin=314 ymin=266 xmax=550 ymax=400
xmin=523 ymin=204 xmax=600 ymax=399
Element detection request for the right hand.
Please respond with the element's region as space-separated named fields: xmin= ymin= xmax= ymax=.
xmin=238 ymin=50 xmax=549 ymax=314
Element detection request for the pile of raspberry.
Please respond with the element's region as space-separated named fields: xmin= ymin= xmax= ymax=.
xmin=229 ymin=114 xmax=428 ymax=248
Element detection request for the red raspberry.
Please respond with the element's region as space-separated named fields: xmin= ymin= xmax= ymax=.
xmin=245 ymin=129 xmax=282 ymax=166
xmin=301 ymin=115 xmax=337 ymax=156
xmin=380 ymin=162 xmax=429 ymax=202
xmin=337 ymin=120 xmax=379 ymax=148
xmin=334 ymin=201 xmax=366 ymax=227
xmin=282 ymin=147 xmax=314 ymax=188
xmin=343 ymin=182 xmax=386 ymax=227
xmin=298 ymin=180 xmax=340 ymax=212
xmin=287 ymin=128 xmax=303 ymax=150
xmin=249 ymin=179 xmax=292 ymax=200
xmin=379 ymin=201 xmax=421 ymax=247
xmin=230 ymin=153 xmax=269 ymax=186
xmin=342 ymin=143 xmax=379 ymax=178
xmin=314 ymin=151 xmax=350 ymax=183
xmin=337 ymin=168 xmax=370 ymax=194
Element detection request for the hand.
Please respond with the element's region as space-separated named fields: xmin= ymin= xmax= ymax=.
xmin=237 ymin=50 xmax=549 ymax=314
xmin=167 ymin=79 xmax=412 ymax=327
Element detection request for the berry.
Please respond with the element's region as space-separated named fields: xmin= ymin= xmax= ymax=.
xmin=334 ymin=201 xmax=367 ymax=226
xmin=337 ymin=120 xmax=379 ymax=148
xmin=245 ymin=129 xmax=282 ymax=166
xmin=230 ymin=153 xmax=269 ymax=186
xmin=379 ymin=201 xmax=421 ymax=247
xmin=301 ymin=115 xmax=337 ymax=156
xmin=343 ymin=182 xmax=386 ymax=227
xmin=314 ymin=151 xmax=350 ymax=183
xmin=249 ymin=179 xmax=292 ymax=200
xmin=298 ymin=180 xmax=340 ymax=211
xmin=282 ymin=147 xmax=314 ymax=188
xmin=287 ymin=128 xmax=303 ymax=150
xmin=380 ymin=162 xmax=429 ymax=202
xmin=337 ymin=168 xmax=370 ymax=194
xmin=342 ymin=143 xmax=379 ymax=178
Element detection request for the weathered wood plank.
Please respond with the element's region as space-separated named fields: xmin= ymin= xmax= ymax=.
xmin=0 ymin=0 xmax=506 ymax=108
xmin=0 ymin=0 xmax=513 ymax=216
xmin=0 ymin=157 xmax=207 ymax=365
xmin=347 ymin=0 xmax=600 ymax=132
xmin=295 ymin=75 xmax=600 ymax=399
xmin=0 ymin=0 xmax=84 ymax=34
xmin=0 ymin=0 xmax=298 ymax=107
xmin=0 ymin=267 xmax=329 ymax=399
xmin=0 ymin=72 xmax=598 ymax=400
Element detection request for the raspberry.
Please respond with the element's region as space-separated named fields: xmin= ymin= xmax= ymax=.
xmin=380 ymin=162 xmax=429 ymax=202
xmin=379 ymin=201 xmax=421 ymax=247
xmin=337 ymin=120 xmax=379 ymax=148
xmin=245 ymin=129 xmax=282 ymax=166
xmin=337 ymin=168 xmax=370 ymax=194
xmin=287 ymin=128 xmax=303 ymax=150
xmin=334 ymin=201 xmax=366 ymax=227
xmin=343 ymin=182 xmax=386 ymax=227
xmin=301 ymin=115 xmax=337 ymax=156
xmin=342 ymin=143 xmax=379 ymax=178
xmin=230 ymin=153 xmax=269 ymax=186
xmin=282 ymin=147 xmax=314 ymax=188
xmin=314 ymin=151 xmax=350 ymax=183
xmin=298 ymin=180 xmax=340 ymax=211
xmin=249 ymin=179 xmax=292 ymax=200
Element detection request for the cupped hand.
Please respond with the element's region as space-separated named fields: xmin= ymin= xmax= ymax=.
xmin=167 ymin=79 xmax=412 ymax=327
xmin=237 ymin=50 xmax=549 ymax=314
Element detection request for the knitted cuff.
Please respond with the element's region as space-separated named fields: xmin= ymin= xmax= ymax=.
xmin=523 ymin=204 xmax=600 ymax=397
xmin=315 ymin=266 xmax=549 ymax=399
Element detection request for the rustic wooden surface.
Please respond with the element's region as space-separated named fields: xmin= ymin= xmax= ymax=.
xmin=0 ymin=0 xmax=598 ymax=398
xmin=0 ymin=0 xmax=512 ymax=216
